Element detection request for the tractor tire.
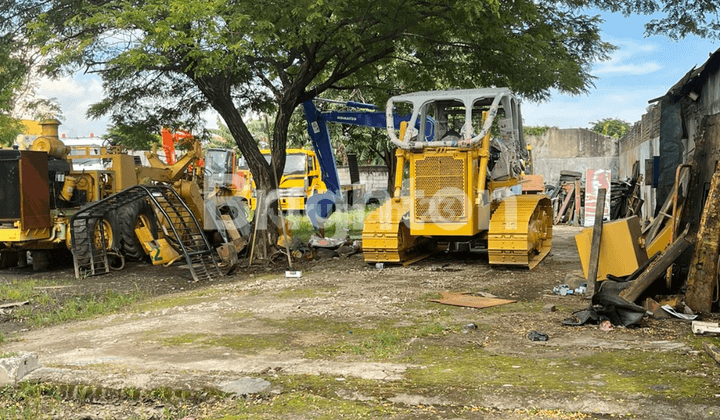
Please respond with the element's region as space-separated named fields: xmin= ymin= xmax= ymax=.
xmin=118 ymin=199 xmax=158 ymax=261
xmin=72 ymin=215 xmax=118 ymax=266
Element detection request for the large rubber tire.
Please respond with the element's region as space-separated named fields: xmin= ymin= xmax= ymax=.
xmin=73 ymin=215 xmax=118 ymax=266
xmin=118 ymin=199 xmax=158 ymax=261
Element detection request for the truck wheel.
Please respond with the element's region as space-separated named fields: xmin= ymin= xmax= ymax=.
xmin=118 ymin=199 xmax=158 ymax=261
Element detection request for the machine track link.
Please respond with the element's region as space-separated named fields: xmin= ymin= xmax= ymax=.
xmin=487 ymin=194 xmax=552 ymax=269
xmin=362 ymin=198 xmax=433 ymax=264
xmin=71 ymin=184 xmax=221 ymax=282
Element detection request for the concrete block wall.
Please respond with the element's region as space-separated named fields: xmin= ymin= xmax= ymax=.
xmin=526 ymin=128 xmax=618 ymax=185
xmin=337 ymin=165 xmax=389 ymax=193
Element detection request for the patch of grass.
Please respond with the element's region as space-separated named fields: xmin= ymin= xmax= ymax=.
xmin=134 ymin=294 xmax=210 ymax=312
xmin=207 ymin=334 xmax=291 ymax=354
xmin=215 ymin=390 xmax=399 ymax=420
xmin=160 ymin=333 xmax=208 ymax=346
xmin=0 ymin=382 xmax=63 ymax=419
xmin=285 ymin=206 xmax=375 ymax=242
xmin=404 ymin=343 xmax=719 ymax=402
xmin=14 ymin=289 xmax=145 ymax=328
xmin=0 ymin=279 xmax=68 ymax=302
xmin=0 ymin=352 xmax=18 ymax=358
xmin=303 ymin=319 xmax=451 ymax=360
xmin=274 ymin=286 xmax=337 ymax=299
xmin=227 ymin=310 xmax=255 ymax=320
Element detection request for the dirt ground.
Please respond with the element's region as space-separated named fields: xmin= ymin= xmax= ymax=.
xmin=1 ymin=225 xmax=719 ymax=419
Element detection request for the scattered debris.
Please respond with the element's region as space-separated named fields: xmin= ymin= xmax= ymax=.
xmin=599 ymin=320 xmax=614 ymax=331
xmin=542 ymin=304 xmax=556 ymax=313
xmin=552 ymin=283 xmax=587 ymax=296
xmin=285 ymin=270 xmax=302 ymax=278
xmin=643 ymin=298 xmax=671 ymax=319
xmin=0 ymin=301 xmax=29 ymax=310
xmin=428 ymin=292 xmax=516 ymax=309
xmin=0 ymin=352 xmax=39 ymax=385
xmin=527 ymin=330 xmax=549 ymax=341
xmin=619 ymin=227 xmax=693 ymax=303
xmin=563 ymin=281 xmax=646 ymax=327
xmin=692 ymin=321 xmax=720 ymax=335
xmin=551 ymin=171 xmax=582 ymax=225
xmin=661 ymin=304 xmax=698 ymax=320
xmin=703 ymin=342 xmax=720 ymax=365
xmin=553 ymin=284 xmax=574 ymax=296
xmin=462 ymin=323 xmax=478 ymax=334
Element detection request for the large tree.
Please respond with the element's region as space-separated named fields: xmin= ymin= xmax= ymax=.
xmin=21 ymin=0 xmax=616 ymax=252
xmin=591 ymin=118 xmax=631 ymax=139
xmin=15 ymin=0 xmax=720 ymax=253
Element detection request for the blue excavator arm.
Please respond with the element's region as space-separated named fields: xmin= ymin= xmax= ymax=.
xmin=302 ymin=98 xmax=434 ymax=231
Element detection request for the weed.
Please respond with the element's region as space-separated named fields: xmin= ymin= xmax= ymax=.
xmin=0 ymin=351 xmax=18 ymax=358
xmin=285 ymin=207 xmax=374 ymax=242
xmin=160 ymin=333 xmax=207 ymax=346
xmin=207 ymin=333 xmax=290 ymax=354
xmin=12 ymin=290 xmax=145 ymax=328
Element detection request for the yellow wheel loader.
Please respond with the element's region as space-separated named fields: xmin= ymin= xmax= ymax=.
xmin=362 ymin=88 xmax=552 ymax=269
xmin=0 ymin=120 xmax=249 ymax=280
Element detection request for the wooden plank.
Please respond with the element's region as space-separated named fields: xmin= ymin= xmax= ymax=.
xmin=703 ymin=342 xmax=720 ymax=365
xmin=0 ymin=301 xmax=29 ymax=309
xmin=574 ymin=180 xmax=581 ymax=222
xmin=588 ymin=188 xmax=606 ymax=295
xmin=620 ymin=230 xmax=693 ymax=303
xmin=554 ymin=184 xmax=574 ymax=224
xmin=686 ymin=167 xmax=720 ymax=313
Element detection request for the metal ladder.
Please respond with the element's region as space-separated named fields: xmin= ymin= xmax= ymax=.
xmin=71 ymin=184 xmax=221 ymax=282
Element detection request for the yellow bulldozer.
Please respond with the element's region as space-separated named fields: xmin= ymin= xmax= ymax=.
xmin=362 ymin=88 xmax=552 ymax=269
xmin=0 ymin=120 xmax=249 ymax=281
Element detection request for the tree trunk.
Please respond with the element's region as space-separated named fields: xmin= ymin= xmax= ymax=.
xmin=192 ymin=74 xmax=278 ymax=258
xmin=385 ymin=147 xmax=397 ymax=197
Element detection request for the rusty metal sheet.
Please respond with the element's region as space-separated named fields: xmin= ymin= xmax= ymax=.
xmin=19 ymin=151 xmax=51 ymax=229
xmin=429 ymin=292 xmax=516 ymax=309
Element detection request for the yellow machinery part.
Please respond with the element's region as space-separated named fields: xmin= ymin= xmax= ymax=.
xmin=574 ymin=215 xmax=648 ymax=280
xmin=645 ymin=222 xmax=672 ymax=258
xmin=488 ymin=194 xmax=553 ymax=269
xmin=362 ymin=197 xmax=425 ymax=263
xmin=135 ymin=223 xmax=180 ymax=266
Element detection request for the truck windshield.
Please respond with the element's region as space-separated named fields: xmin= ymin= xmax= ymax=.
xmin=263 ymin=153 xmax=306 ymax=175
xmin=205 ymin=150 xmax=232 ymax=174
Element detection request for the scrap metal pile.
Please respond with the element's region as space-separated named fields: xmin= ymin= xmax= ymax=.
xmin=550 ymin=164 xmax=644 ymax=227
xmin=570 ymin=161 xmax=720 ymax=329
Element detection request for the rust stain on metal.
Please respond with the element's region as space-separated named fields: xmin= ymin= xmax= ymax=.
xmin=429 ymin=292 xmax=516 ymax=309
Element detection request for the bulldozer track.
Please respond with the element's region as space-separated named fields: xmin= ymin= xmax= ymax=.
xmin=488 ymin=194 xmax=553 ymax=269
xmin=70 ymin=185 xmax=221 ymax=282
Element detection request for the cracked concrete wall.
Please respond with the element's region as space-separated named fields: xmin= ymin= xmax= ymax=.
xmin=526 ymin=128 xmax=618 ymax=185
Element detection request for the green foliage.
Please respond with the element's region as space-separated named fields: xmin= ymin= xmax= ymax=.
xmin=523 ymin=126 xmax=550 ymax=138
xmin=104 ymin=123 xmax=161 ymax=150
xmin=0 ymin=42 xmax=27 ymax=146
xmin=590 ymin=118 xmax=631 ymax=139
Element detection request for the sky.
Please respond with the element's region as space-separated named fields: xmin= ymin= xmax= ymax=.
xmin=35 ymin=9 xmax=720 ymax=138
